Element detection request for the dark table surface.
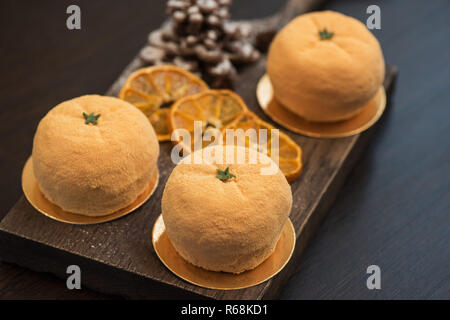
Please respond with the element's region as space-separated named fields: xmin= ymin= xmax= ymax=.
xmin=0 ymin=0 xmax=449 ymax=299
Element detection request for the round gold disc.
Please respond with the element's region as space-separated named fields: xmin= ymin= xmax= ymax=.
xmin=152 ymin=214 xmax=296 ymax=290
xmin=257 ymin=74 xmax=386 ymax=138
xmin=22 ymin=157 xmax=159 ymax=225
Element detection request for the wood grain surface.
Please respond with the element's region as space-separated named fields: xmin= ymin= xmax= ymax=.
xmin=0 ymin=0 xmax=448 ymax=300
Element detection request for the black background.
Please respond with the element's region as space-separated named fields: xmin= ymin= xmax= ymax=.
xmin=0 ymin=0 xmax=449 ymax=299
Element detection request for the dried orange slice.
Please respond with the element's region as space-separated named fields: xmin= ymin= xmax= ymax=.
xmin=119 ymin=65 xmax=208 ymax=141
xmin=224 ymin=112 xmax=302 ymax=182
xmin=169 ymin=89 xmax=248 ymax=152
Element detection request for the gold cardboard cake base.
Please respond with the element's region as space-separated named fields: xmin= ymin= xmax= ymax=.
xmin=22 ymin=157 xmax=159 ymax=225
xmin=257 ymin=74 xmax=386 ymax=138
xmin=152 ymin=214 xmax=296 ymax=290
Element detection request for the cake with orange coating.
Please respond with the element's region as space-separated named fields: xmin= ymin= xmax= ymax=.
xmin=32 ymin=95 xmax=159 ymax=216
xmin=162 ymin=145 xmax=292 ymax=274
xmin=267 ymin=11 xmax=385 ymax=122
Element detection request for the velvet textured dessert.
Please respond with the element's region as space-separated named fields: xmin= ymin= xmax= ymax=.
xmin=32 ymin=95 xmax=159 ymax=216
xmin=267 ymin=11 xmax=385 ymax=122
xmin=162 ymin=145 xmax=292 ymax=274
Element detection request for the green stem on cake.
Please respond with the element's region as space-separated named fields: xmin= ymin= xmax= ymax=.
xmin=216 ymin=167 xmax=236 ymax=181
xmin=319 ymin=28 xmax=334 ymax=40
xmin=83 ymin=112 xmax=101 ymax=125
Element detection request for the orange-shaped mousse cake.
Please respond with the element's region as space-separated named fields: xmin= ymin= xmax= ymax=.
xmin=267 ymin=11 xmax=385 ymax=122
xmin=32 ymin=95 xmax=159 ymax=216
xmin=162 ymin=145 xmax=292 ymax=274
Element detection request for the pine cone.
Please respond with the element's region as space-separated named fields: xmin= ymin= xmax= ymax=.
xmin=141 ymin=0 xmax=260 ymax=88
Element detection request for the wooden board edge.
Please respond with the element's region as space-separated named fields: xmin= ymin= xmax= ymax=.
xmin=0 ymin=226 xmax=209 ymax=300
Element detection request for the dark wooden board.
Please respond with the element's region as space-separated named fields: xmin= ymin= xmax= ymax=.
xmin=0 ymin=0 xmax=397 ymax=300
